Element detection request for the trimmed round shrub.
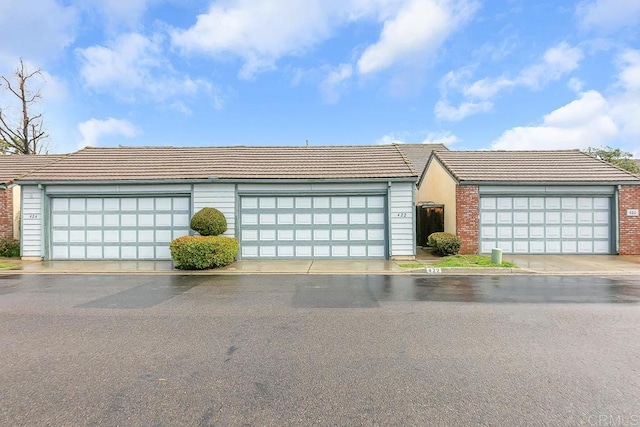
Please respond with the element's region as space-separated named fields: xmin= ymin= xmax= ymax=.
xmin=0 ymin=238 xmax=20 ymax=258
xmin=170 ymin=236 xmax=239 ymax=270
xmin=190 ymin=207 xmax=227 ymax=236
xmin=427 ymin=232 xmax=461 ymax=256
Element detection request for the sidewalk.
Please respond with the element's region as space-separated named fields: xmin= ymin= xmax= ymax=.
xmin=2 ymin=255 xmax=640 ymax=275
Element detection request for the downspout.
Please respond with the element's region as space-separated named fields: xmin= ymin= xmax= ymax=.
xmin=615 ymin=185 xmax=620 ymax=254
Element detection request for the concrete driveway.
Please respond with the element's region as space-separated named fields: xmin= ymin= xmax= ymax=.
xmin=1 ymin=274 xmax=639 ymax=426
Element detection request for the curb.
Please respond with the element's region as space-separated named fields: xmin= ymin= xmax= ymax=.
xmin=3 ymin=268 xmax=640 ymax=276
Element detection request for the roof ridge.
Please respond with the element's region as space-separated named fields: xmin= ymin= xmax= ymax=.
xmin=392 ymin=144 xmax=419 ymax=176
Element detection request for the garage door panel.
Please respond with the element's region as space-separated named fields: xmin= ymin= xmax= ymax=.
xmin=87 ymin=246 xmax=102 ymax=259
xmin=481 ymin=226 xmax=496 ymax=239
xmin=480 ymin=195 xmax=611 ymax=254
xmin=240 ymin=195 xmax=386 ymax=259
xmin=481 ymin=197 xmax=496 ymax=209
xmin=513 ymin=241 xmax=529 ymax=253
xmin=562 ymin=241 xmax=577 ymax=253
xmin=562 ymin=227 xmax=577 ymax=238
xmin=594 ymin=241 xmax=610 ymax=253
xmin=50 ymin=196 xmax=190 ymax=260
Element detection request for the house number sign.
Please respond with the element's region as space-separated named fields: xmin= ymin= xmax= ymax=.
xmin=23 ymin=214 xmax=40 ymax=220
xmin=627 ymin=209 xmax=639 ymax=217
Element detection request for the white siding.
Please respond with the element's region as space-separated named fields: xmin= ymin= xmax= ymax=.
xmin=193 ymin=184 xmax=236 ymax=237
xmin=237 ymin=182 xmax=388 ymax=193
xmin=45 ymin=184 xmax=192 ymax=194
xmin=389 ymin=182 xmax=415 ymax=257
xmin=21 ymin=186 xmax=43 ymax=258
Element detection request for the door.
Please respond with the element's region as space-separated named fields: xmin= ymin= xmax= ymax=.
xmin=239 ymin=195 xmax=387 ymax=259
xmin=50 ymin=196 xmax=191 ymax=260
xmin=479 ymin=196 xmax=611 ymax=254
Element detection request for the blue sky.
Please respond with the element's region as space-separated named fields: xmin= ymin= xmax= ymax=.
xmin=0 ymin=0 xmax=639 ymax=156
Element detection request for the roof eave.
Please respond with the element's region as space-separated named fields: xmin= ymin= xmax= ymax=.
xmin=458 ymin=180 xmax=640 ymax=186
xmin=15 ymin=176 xmax=418 ymax=186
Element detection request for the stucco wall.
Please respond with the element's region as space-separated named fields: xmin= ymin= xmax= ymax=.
xmin=418 ymin=159 xmax=457 ymax=234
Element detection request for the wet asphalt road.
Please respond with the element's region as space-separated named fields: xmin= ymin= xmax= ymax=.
xmin=1 ymin=274 xmax=639 ymax=426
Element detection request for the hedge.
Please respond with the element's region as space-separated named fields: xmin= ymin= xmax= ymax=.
xmin=169 ymin=236 xmax=238 ymax=270
xmin=427 ymin=232 xmax=461 ymax=256
xmin=190 ymin=207 xmax=227 ymax=236
xmin=0 ymin=238 xmax=20 ymax=258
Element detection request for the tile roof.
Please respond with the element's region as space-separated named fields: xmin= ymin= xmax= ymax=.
xmin=432 ymin=150 xmax=640 ymax=183
xmin=19 ymin=145 xmax=418 ymax=182
xmin=395 ymin=143 xmax=448 ymax=176
xmin=0 ymin=155 xmax=66 ymax=184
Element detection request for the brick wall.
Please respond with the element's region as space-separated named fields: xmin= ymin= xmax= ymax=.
xmin=455 ymin=185 xmax=479 ymax=254
xmin=619 ymin=185 xmax=640 ymax=255
xmin=0 ymin=188 xmax=13 ymax=240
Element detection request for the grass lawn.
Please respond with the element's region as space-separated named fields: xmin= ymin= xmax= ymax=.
xmin=397 ymin=262 xmax=427 ymax=269
xmin=433 ymin=254 xmax=517 ymax=268
xmin=0 ymin=261 xmax=15 ymax=270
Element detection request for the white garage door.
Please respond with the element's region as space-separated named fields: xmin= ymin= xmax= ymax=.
xmin=240 ymin=195 xmax=387 ymax=259
xmin=50 ymin=196 xmax=191 ymax=260
xmin=479 ymin=196 xmax=611 ymax=254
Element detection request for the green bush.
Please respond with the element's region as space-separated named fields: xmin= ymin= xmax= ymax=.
xmin=428 ymin=232 xmax=461 ymax=256
xmin=190 ymin=207 xmax=227 ymax=236
xmin=169 ymin=235 xmax=238 ymax=270
xmin=0 ymin=238 xmax=20 ymax=258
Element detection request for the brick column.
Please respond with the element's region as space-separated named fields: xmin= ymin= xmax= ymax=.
xmin=456 ymin=185 xmax=479 ymax=254
xmin=619 ymin=185 xmax=640 ymax=255
xmin=0 ymin=188 xmax=13 ymax=239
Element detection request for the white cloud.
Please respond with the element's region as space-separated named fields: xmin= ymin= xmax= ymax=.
xmin=577 ymin=0 xmax=640 ymax=31
xmin=436 ymin=42 xmax=584 ymax=121
xmin=568 ymin=77 xmax=584 ymax=93
xmin=491 ymin=91 xmax=618 ymax=150
xmin=463 ymin=77 xmax=513 ymax=100
xmin=517 ymin=42 xmax=584 ymax=88
xmin=610 ymin=50 xmax=640 ymax=138
xmin=171 ymin=0 xmax=339 ymax=79
xmin=0 ymin=0 xmax=78 ymax=69
xmin=320 ymin=64 xmax=353 ymax=104
xmin=77 ymin=33 xmax=221 ymax=109
xmin=171 ymin=0 xmax=477 ymax=80
xmin=357 ymin=0 xmax=478 ymax=75
xmin=434 ymin=99 xmax=492 ymax=121
xmin=377 ymin=130 xmax=459 ymax=145
xmin=77 ymin=118 xmax=139 ymax=148
xmin=491 ymin=49 xmax=640 ymax=153
xmin=76 ymin=0 xmax=151 ymax=29
xmin=616 ymin=49 xmax=640 ymax=92
xmin=421 ymin=131 xmax=459 ymax=145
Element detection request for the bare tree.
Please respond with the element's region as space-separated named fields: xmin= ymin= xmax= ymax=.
xmin=0 ymin=59 xmax=48 ymax=154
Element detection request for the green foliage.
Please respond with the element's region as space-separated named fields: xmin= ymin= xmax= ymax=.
xmin=433 ymin=254 xmax=517 ymax=268
xmin=583 ymin=146 xmax=640 ymax=174
xmin=0 ymin=238 xmax=20 ymax=257
xmin=190 ymin=207 xmax=227 ymax=236
xmin=169 ymin=235 xmax=238 ymax=270
xmin=427 ymin=232 xmax=461 ymax=256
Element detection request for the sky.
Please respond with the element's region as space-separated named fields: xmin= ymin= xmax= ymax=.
xmin=0 ymin=0 xmax=639 ymax=156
